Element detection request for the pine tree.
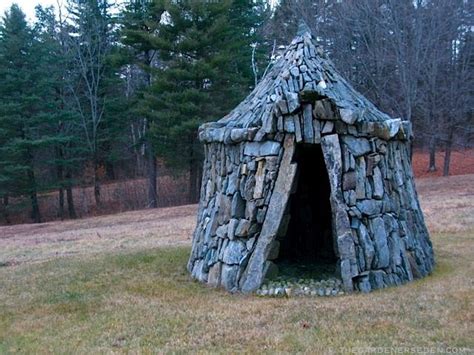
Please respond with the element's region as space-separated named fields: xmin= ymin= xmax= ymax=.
xmin=34 ymin=4 xmax=80 ymax=219
xmin=0 ymin=5 xmax=59 ymax=222
xmin=124 ymin=0 xmax=264 ymax=202
xmin=119 ymin=0 xmax=161 ymax=208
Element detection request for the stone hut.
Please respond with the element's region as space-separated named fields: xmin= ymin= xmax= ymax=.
xmin=187 ymin=25 xmax=434 ymax=294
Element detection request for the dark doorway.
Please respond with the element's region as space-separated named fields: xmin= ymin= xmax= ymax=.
xmin=276 ymin=143 xmax=336 ymax=276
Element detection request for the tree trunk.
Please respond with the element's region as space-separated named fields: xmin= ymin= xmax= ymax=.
xmin=443 ymin=128 xmax=454 ymax=177
xmin=146 ymin=140 xmax=158 ymax=208
xmin=65 ymin=170 xmax=77 ymax=219
xmin=28 ymin=169 xmax=41 ymax=223
xmin=94 ymin=159 xmax=101 ymax=207
xmin=58 ymin=188 xmax=64 ymax=220
xmin=56 ymin=147 xmax=65 ymax=220
xmin=428 ymin=135 xmax=437 ymax=172
xmin=2 ymin=195 xmax=10 ymax=224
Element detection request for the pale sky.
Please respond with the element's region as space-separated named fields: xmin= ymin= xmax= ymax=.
xmin=1 ymin=0 xmax=126 ymax=23
xmin=0 ymin=0 xmax=59 ymax=21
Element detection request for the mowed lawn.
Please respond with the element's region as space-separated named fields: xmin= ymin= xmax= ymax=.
xmin=1 ymin=175 xmax=473 ymax=353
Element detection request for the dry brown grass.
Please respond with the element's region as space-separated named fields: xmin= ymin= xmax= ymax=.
xmin=0 ymin=204 xmax=197 ymax=266
xmin=0 ymin=175 xmax=473 ymax=353
xmin=417 ymin=174 xmax=474 ymax=233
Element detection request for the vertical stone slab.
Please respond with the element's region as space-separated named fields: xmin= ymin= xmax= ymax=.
xmin=302 ymin=104 xmax=314 ymax=143
xmin=321 ymin=134 xmax=355 ymax=292
xmin=294 ymin=115 xmax=303 ymax=142
xmin=253 ymin=159 xmax=266 ymax=199
xmin=239 ymin=135 xmax=297 ymax=293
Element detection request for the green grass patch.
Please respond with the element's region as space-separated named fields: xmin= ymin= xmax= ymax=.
xmin=1 ymin=233 xmax=473 ymax=353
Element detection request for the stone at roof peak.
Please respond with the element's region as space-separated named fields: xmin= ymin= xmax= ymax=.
xmin=296 ymin=19 xmax=312 ymax=37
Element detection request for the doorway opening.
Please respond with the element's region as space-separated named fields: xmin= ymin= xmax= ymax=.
xmin=275 ymin=143 xmax=337 ymax=279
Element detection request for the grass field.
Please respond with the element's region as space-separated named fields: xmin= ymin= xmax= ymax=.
xmin=1 ymin=175 xmax=473 ymax=353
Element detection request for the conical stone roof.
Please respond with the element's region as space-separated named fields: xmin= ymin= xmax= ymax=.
xmin=199 ymin=24 xmax=407 ymax=144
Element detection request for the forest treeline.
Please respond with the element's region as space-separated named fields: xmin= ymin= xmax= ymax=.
xmin=0 ymin=0 xmax=472 ymax=224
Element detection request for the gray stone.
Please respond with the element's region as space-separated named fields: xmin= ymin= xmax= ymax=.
xmin=230 ymin=128 xmax=249 ymax=143
xmin=283 ymin=117 xmax=295 ymax=132
xmin=231 ymin=192 xmax=246 ymax=218
xmin=191 ymin=259 xmax=208 ymax=282
xmin=243 ymin=142 xmax=259 ymax=157
xmin=256 ymin=207 xmax=267 ymax=224
xmin=313 ymin=119 xmax=321 ymax=143
xmin=372 ymin=166 xmax=384 ymax=199
xmin=241 ymin=175 xmax=255 ymax=201
xmin=340 ymin=259 xmax=354 ymax=291
xmin=321 ymin=121 xmax=334 ymax=134
xmin=341 ymin=136 xmax=371 ymax=157
xmin=365 ymin=179 xmax=373 ymax=197
xmin=228 ymin=219 xmax=238 ymax=240
xmin=357 ymin=223 xmax=375 ymax=269
xmin=313 ymin=99 xmax=335 ymax=120
xmin=217 ymin=194 xmax=232 ymax=224
xmin=222 ymin=240 xmax=247 ymax=265
xmin=357 ymin=275 xmax=372 ymax=293
xmin=343 ymin=171 xmax=356 ymax=191
xmin=253 ymin=160 xmax=266 ymax=199
xmin=290 ymin=66 xmax=300 ymax=77
xmin=277 ymin=115 xmax=284 ymax=131
xmin=267 ymin=241 xmax=280 ymax=260
xmin=339 ymin=108 xmax=357 ymax=124
xmin=262 ymin=111 xmax=276 ymax=134
xmin=208 ymin=262 xmax=222 ymax=287
xmin=276 ymin=99 xmax=289 ymax=115
xmin=235 ymin=219 xmax=251 ymax=237
xmin=226 ymin=170 xmax=239 ymax=195
xmin=357 ymin=200 xmax=382 ymax=216
xmin=216 ymin=224 xmax=228 ymax=239
xmin=348 ymin=124 xmax=358 ymax=135
xmin=366 ymin=153 xmax=381 ymax=176
xmin=245 ymin=201 xmax=257 ymax=222
xmin=285 ymin=92 xmax=300 ymax=113
xmin=355 ymin=157 xmax=366 ymax=199
xmin=373 ymin=119 xmax=402 ymax=140
xmin=368 ymin=270 xmax=386 ymax=289
xmin=244 ymin=141 xmax=280 ymax=157
xmin=388 ymin=231 xmax=403 ymax=268
xmin=221 ymin=264 xmax=239 ymax=291
xmin=246 ymin=236 xmax=257 ymax=251
xmin=294 ymin=115 xmax=303 ymax=142
xmin=337 ymin=231 xmax=356 ymax=260
xmin=344 ymin=190 xmax=356 ymax=206
xmin=370 ymin=217 xmax=390 ymax=268
xmin=302 ymin=104 xmax=314 ymax=143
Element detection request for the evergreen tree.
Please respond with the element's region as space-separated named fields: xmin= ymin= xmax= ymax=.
xmin=124 ymin=0 xmax=264 ymax=202
xmin=34 ymin=4 xmax=80 ymax=219
xmin=119 ymin=0 xmax=160 ymax=207
xmin=0 ymin=5 xmax=58 ymax=222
